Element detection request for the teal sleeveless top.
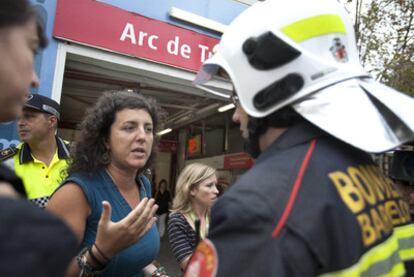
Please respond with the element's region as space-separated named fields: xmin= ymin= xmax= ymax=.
xmin=63 ymin=169 xmax=160 ymax=277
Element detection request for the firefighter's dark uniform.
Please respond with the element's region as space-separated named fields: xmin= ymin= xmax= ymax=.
xmin=186 ymin=122 xmax=414 ymax=276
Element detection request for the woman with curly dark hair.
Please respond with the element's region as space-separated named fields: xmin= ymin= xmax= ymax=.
xmin=47 ymin=91 xmax=168 ymax=277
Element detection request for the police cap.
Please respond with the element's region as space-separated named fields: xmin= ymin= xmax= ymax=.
xmin=25 ymin=94 xmax=60 ymax=120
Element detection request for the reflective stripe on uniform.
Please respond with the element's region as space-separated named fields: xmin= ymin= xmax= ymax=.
xmin=319 ymin=232 xmax=405 ymax=277
xmin=30 ymin=196 xmax=50 ymax=209
xmin=281 ymin=14 xmax=347 ymax=43
xmin=14 ymin=152 xmax=68 ymax=200
xmin=395 ymin=223 xmax=414 ymax=261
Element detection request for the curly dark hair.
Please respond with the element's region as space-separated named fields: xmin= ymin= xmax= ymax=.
xmin=68 ymin=91 xmax=161 ymax=176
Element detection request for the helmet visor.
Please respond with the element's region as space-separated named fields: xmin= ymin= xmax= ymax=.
xmin=193 ymin=56 xmax=233 ymax=99
xmin=294 ymin=78 xmax=414 ymax=153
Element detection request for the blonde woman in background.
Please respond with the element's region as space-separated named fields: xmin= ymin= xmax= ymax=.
xmin=167 ymin=163 xmax=218 ymax=270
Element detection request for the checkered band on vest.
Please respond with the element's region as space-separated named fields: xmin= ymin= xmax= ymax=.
xmin=30 ymin=196 xmax=50 ymax=208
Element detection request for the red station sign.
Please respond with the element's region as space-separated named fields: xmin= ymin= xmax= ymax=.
xmin=54 ymin=0 xmax=219 ymax=72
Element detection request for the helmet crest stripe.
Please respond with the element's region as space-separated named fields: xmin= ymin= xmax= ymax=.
xmin=281 ymin=14 xmax=347 ymax=43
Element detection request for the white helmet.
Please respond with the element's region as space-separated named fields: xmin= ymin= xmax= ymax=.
xmin=195 ymin=0 xmax=367 ymax=118
xmin=195 ymin=0 xmax=414 ymax=153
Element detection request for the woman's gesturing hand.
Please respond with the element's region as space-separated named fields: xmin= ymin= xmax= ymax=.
xmin=95 ymin=198 xmax=158 ymax=258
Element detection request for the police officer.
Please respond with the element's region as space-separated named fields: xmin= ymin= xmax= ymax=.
xmin=1 ymin=94 xmax=70 ymax=208
xmin=186 ymin=0 xmax=414 ymax=276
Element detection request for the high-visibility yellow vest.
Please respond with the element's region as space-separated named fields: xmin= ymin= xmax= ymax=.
xmin=12 ymin=137 xmax=70 ymax=208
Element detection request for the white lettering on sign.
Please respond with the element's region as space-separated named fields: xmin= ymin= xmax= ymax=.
xmin=167 ymin=36 xmax=191 ymax=59
xmin=167 ymin=36 xmax=179 ymax=55
xmin=137 ymin=31 xmax=148 ymax=46
xmin=119 ymin=23 xmax=218 ymax=64
xmin=120 ymin=23 xmax=159 ymax=50
xmin=198 ymin=44 xmax=218 ymax=62
xmin=148 ymin=35 xmax=159 ymax=50
xmin=181 ymin=44 xmax=191 ymax=59
xmin=120 ymin=23 xmax=136 ymax=44
xmin=198 ymin=44 xmax=210 ymax=62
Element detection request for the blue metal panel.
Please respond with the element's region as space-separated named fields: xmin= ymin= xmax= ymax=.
xmin=97 ymin=0 xmax=248 ymax=37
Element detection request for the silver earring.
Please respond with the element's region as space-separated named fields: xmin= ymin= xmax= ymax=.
xmin=102 ymin=150 xmax=110 ymax=164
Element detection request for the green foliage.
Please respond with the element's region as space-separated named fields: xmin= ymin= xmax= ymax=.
xmin=341 ymin=0 xmax=414 ymax=96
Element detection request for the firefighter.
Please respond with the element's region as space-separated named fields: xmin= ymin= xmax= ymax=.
xmin=186 ymin=0 xmax=414 ymax=276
